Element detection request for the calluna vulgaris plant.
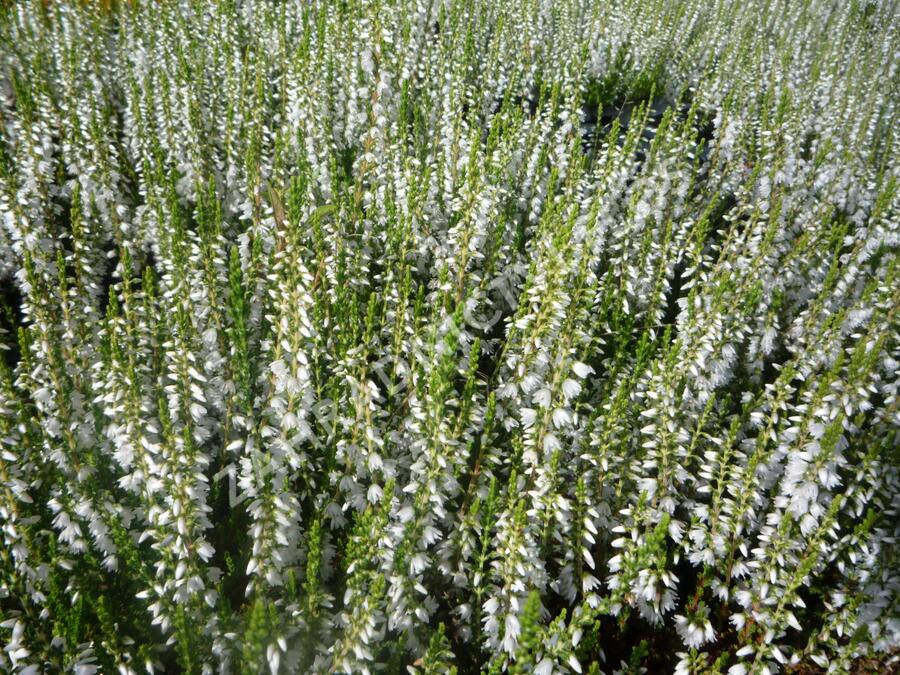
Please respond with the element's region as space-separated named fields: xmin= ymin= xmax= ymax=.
xmin=0 ymin=0 xmax=898 ymax=673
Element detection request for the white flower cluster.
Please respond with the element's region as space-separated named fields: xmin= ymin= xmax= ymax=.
xmin=0 ymin=0 xmax=897 ymax=673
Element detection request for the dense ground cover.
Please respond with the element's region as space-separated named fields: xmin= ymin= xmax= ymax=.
xmin=0 ymin=0 xmax=898 ymax=672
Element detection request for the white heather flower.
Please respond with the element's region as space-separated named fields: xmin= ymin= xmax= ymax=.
xmin=675 ymin=612 xmax=716 ymax=649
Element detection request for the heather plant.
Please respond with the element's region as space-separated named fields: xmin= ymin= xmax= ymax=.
xmin=0 ymin=0 xmax=898 ymax=673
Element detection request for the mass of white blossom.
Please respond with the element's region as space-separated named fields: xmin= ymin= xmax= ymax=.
xmin=0 ymin=0 xmax=898 ymax=673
